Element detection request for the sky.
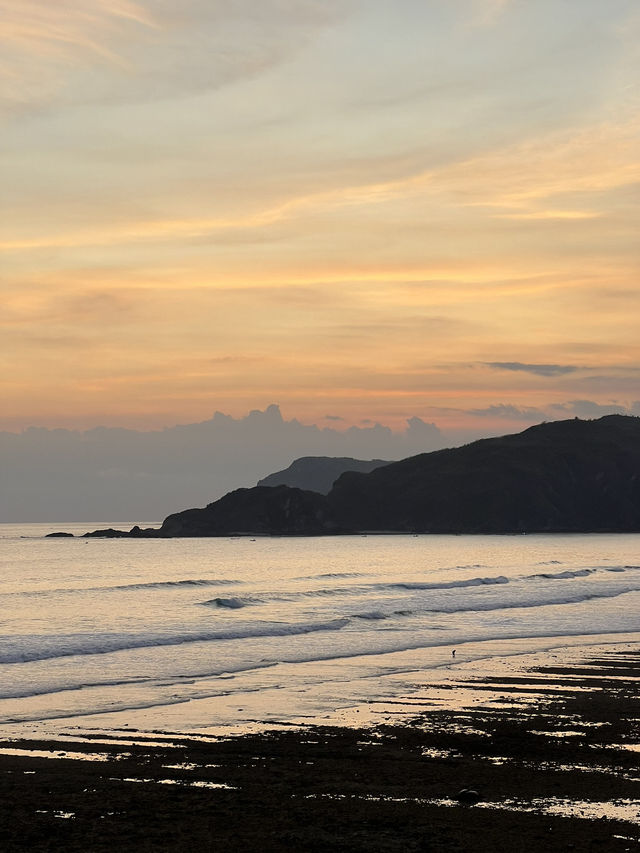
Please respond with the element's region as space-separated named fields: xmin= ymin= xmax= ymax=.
xmin=2 ymin=0 xmax=639 ymax=439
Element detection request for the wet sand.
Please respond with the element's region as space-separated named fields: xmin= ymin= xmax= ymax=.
xmin=1 ymin=644 xmax=639 ymax=851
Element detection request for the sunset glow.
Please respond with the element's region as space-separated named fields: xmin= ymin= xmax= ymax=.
xmin=2 ymin=0 xmax=639 ymax=433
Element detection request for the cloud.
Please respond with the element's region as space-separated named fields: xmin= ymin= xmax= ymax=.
xmin=466 ymin=399 xmax=640 ymax=423
xmin=467 ymin=404 xmax=546 ymax=420
xmin=0 ymin=404 xmax=447 ymax=521
xmin=0 ymin=0 xmax=348 ymax=111
xmin=439 ymin=115 xmax=640 ymax=217
xmin=0 ymin=0 xmax=156 ymax=109
xmin=549 ymin=399 xmax=637 ymax=419
xmin=406 ymin=416 xmax=444 ymax=442
xmin=494 ymin=210 xmax=601 ymax=221
xmin=0 ymin=0 xmax=155 ymax=62
xmin=485 ymin=362 xmax=581 ymax=377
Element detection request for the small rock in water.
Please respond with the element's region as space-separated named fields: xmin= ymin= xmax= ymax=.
xmin=455 ymin=788 xmax=480 ymax=804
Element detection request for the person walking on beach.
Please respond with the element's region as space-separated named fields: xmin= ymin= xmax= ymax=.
xmin=452 ymin=649 xmax=456 ymax=658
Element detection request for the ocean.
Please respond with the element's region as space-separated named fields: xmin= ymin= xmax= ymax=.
xmin=1 ymin=524 xmax=639 ymax=734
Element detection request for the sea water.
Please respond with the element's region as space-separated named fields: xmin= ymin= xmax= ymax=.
xmin=0 ymin=524 xmax=639 ymax=732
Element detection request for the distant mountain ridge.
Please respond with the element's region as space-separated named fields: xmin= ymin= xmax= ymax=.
xmin=257 ymin=456 xmax=389 ymax=494
xmin=81 ymin=415 xmax=640 ymax=537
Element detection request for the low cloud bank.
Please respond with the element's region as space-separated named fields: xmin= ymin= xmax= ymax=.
xmin=1 ymin=405 xmax=445 ymax=522
xmin=468 ymin=399 xmax=640 ymax=421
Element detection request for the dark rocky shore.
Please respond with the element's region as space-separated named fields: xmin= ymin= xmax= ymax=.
xmin=1 ymin=648 xmax=638 ymax=851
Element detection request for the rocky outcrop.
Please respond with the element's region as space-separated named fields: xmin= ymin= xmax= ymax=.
xmin=157 ymin=485 xmax=344 ymax=537
xmin=83 ymin=526 xmax=156 ymax=538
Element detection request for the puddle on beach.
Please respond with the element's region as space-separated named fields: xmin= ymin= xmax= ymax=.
xmin=535 ymin=759 xmax=640 ymax=781
xmin=475 ymin=797 xmax=640 ymax=825
xmin=421 ymin=747 xmax=459 ymax=760
xmin=0 ymin=747 xmax=120 ymax=762
xmin=70 ymin=736 xmax=183 ymax=749
xmin=422 ymin=723 xmax=490 ymax=738
xmin=162 ymin=762 xmax=221 ymax=770
xmin=35 ymin=810 xmax=76 ymax=820
xmin=530 ymin=729 xmax=584 ymax=738
xmin=113 ymin=776 xmax=236 ymax=790
xmin=412 ymin=796 xmax=640 ymax=826
xmin=302 ymin=793 xmax=640 ymax=825
xmin=416 ymin=747 xmax=640 ymax=782
xmin=4 ymin=732 xmax=185 ymax=749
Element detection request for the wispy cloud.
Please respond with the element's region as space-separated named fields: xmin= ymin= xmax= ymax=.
xmin=0 ymin=0 xmax=156 ymax=108
xmin=549 ymin=399 xmax=639 ymax=419
xmin=485 ymin=362 xmax=581 ymax=377
xmin=16 ymin=110 xmax=639 ymax=250
xmin=465 ymin=399 xmax=640 ymax=422
xmin=446 ymin=117 xmax=640 ymax=218
xmin=468 ymin=404 xmax=546 ymax=420
xmin=0 ymin=0 xmax=348 ymax=110
xmin=494 ymin=210 xmax=601 ymax=221
xmin=0 ymin=0 xmax=155 ymax=60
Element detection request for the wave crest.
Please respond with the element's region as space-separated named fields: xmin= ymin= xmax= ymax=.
xmin=201 ymin=597 xmax=262 ymax=609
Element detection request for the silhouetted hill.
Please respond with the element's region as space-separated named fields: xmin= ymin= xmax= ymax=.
xmin=84 ymin=416 xmax=640 ymax=537
xmin=257 ymin=456 xmax=389 ymax=494
xmin=328 ymin=414 xmax=640 ymax=533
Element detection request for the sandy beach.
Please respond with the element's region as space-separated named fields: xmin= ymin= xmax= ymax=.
xmin=1 ymin=640 xmax=638 ymax=852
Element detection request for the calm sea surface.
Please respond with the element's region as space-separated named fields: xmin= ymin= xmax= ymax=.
xmin=1 ymin=524 xmax=639 ymax=731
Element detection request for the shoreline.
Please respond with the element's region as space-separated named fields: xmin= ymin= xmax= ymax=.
xmin=1 ymin=632 xmax=639 ymax=740
xmin=1 ymin=639 xmax=638 ymax=851
xmin=50 ymin=529 xmax=640 ymax=538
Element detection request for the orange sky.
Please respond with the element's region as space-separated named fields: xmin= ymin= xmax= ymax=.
xmin=2 ymin=0 xmax=639 ymax=434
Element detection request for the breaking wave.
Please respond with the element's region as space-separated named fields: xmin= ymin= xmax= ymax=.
xmin=286 ymin=565 xmax=640 ymax=601
xmin=294 ymin=571 xmax=371 ymax=580
xmin=201 ymin=596 xmax=263 ymax=609
xmin=531 ymin=569 xmax=595 ymax=580
xmin=112 ymin=578 xmax=242 ymax=591
xmin=0 ymin=618 xmax=352 ymax=665
xmin=5 ymin=584 xmax=638 ymax=667
xmin=346 ymin=587 xmax=637 ymax=621
xmin=3 ymin=578 xmax=243 ymax=598
xmin=383 ymin=576 xmax=510 ymax=591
